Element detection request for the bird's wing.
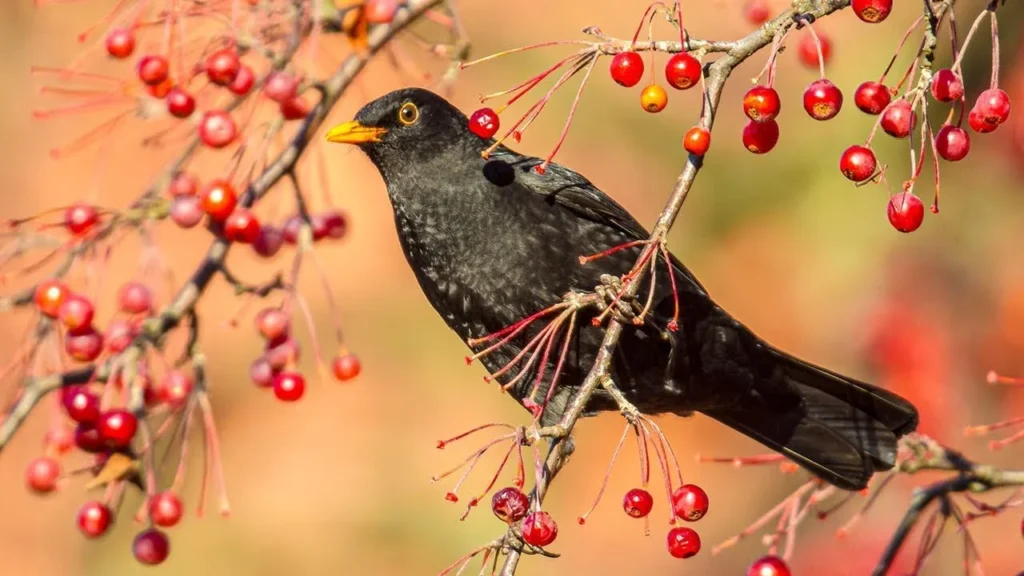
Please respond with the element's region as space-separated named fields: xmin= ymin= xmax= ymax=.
xmin=491 ymin=150 xmax=707 ymax=296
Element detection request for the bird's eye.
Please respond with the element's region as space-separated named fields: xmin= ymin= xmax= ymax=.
xmin=398 ymin=102 xmax=419 ymax=126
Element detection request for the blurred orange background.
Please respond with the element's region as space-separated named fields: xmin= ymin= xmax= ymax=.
xmin=1 ymin=0 xmax=1023 ymax=575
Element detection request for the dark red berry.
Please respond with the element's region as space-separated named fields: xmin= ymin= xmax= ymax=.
xmin=331 ymin=353 xmax=361 ymax=382
xmin=224 ymin=209 xmax=261 ymax=243
xmin=742 ymin=119 xmax=779 ymax=154
xmin=930 ymin=69 xmax=964 ymax=102
xmin=852 ymin=0 xmax=893 ymax=23
xmin=255 ymin=308 xmax=290 ymax=341
xmin=468 ymin=108 xmax=499 ymax=139
xmin=133 ymin=528 xmax=170 ymax=565
xmin=974 ymin=88 xmax=1011 ymax=125
xmin=26 ymin=456 xmax=60 ymax=494
xmin=149 ymin=491 xmax=184 ymax=527
xmin=798 ymin=32 xmax=831 ymax=68
xmin=137 ymin=55 xmax=170 ymax=86
xmin=968 ymin=107 xmax=999 ymax=134
xmin=105 ymin=28 xmax=135 ymax=59
xmin=666 ymin=526 xmax=701 ymax=559
xmin=623 ymin=488 xmax=654 ymax=518
xmin=743 ymin=85 xmax=781 ymax=122
xmin=840 ymin=145 xmax=877 ymax=182
xmin=683 ymin=127 xmax=711 ymax=156
xmin=747 ymin=555 xmax=792 ymax=576
xmin=34 ymin=279 xmax=69 ymax=318
xmin=98 ymin=409 xmax=138 ymax=448
xmin=198 ymin=110 xmax=237 ymax=148
xmin=665 ymin=53 xmax=701 ymax=90
xmin=65 ymin=328 xmax=103 ymax=362
xmin=228 ymin=65 xmax=255 ymax=95
xmin=77 ymin=501 xmax=113 ymax=538
xmin=671 ymin=484 xmax=709 ymax=522
xmin=491 ymin=487 xmax=530 ymax=523
xmin=887 ymin=192 xmax=924 ymax=233
xmin=282 ymin=216 xmax=303 ymax=244
xmin=74 ymin=422 xmax=106 ymax=453
xmin=199 ymin=179 xmax=238 ymax=220
xmin=59 ymin=294 xmax=95 ymax=332
xmin=312 ymin=210 xmax=347 ymax=240
xmin=265 ymin=338 xmax=301 ymax=370
xmin=118 ymin=281 xmax=153 ymax=314
xmin=521 ymin=511 xmax=558 ymax=547
xmin=881 ymin=100 xmax=917 ymax=138
xmin=609 ymin=52 xmax=644 ymax=88
xmin=854 ymin=81 xmax=891 ymax=115
xmin=64 ymin=203 xmax=99 ymax=236
xmin=205 ymin=49 xmax=241 ymax=86
xmin=166 ymin=88 xmax=196 ymax=118
xmin=273 ymin=372 xmax=305 ymax=402
xmin=263 ymin=72 xmax=299 ymax=103
xmin=63 ymin=386 xmax=100 ymax=423
xmin=253 ymin=225 xmax=284 ymax=258
xmin=935 ymin=125 xmax=970 ymax=162
xmin=803 ymin=79 xmax=843 ymax=120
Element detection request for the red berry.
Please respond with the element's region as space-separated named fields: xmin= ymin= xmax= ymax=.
xmin=665 ymin=53 xmax=701 ymax=90
xmin=253 ymin=225 xmax=284 ymax=257
xmin=803 ymin=79 xmax=843 ymax=121
xmin=312 ymin=210 xmax=347 ymax=240
xmin=198 ymin=110 xmax=237 ymax=148
xmin=170 ymin=196 xmax=204 ymax=228
xmin=930 ymin=69 xmax=964 ymax=102
xmin=491 ymin=486 xmax=530 ymax=523
xmin=26 ymin=456 xmax=60 ymax=494
xmin=280 ymin=96 xmax=311 ymax=121
xmin=77 ymin=501 xmax=113 ymax=538
xmin=641 ymin=84 xmax=668 ymax=113
xmin=683 ymin=126 xmax=711 ymax=156
xmin=59 ymin=294 xmax=95 ymax=332
xmin=744 ymin=0 xmax=770 ymax=25
xmin=521 ymin=511 xmax=558 ymax=547
xmin=118 ymin=281 xmax=153 ymax=314
xmin=854 ymin=81 xmax=891 ymax=115
xmin=64 ymin=203 xmax=99 ymax=236
xmin=255 ymin=308 xmax=290 ymax=341
xmin=743 ymin=85 xmax=781 ymax=123
xmin=282 ymin=216 xmax=303 ymax=244
xmin=228 ymin=65 xmax=255 ymax=95
xmin=158 ymin=370 xmax=193 ymax=406
xmin=224 ymin=209 xmax=261 ymax=243
xmin=609 ymin=52 xmax=644 ymax=88
xmin=622 ymin=488 xmax=654 ymax=518
xmin=133 ymin=529 xmax=170 ymax=566
xmin=63 ymin=386 xmax=101 ymax=423
xmin=935 ymin=125 xmax=971 ymax=162
xmin=146 ymin=78 xmax=173 ymax=99
xmin=250 ymin=358 xmax=277 ymax=388
xmin=331 ymin=353 xmax=361 ymax=382
xmin=365 ymin=0 xmax=399 ymax=23
xmin=34 ymin=279 xmax=69 ymax=318
xmin=666 ymin=526 xmax=701 ymax=559
xmin=798 ymin=32 xmax=831 ymax=68
xmin=205 ymin=49 xmax=241 ymax=86
xmin=881 ymin=99 xmax=917 ymax=138
xmin=968 ymin=107 xmax=999 ymax=134
xmin=66 ymin=328 xmax=103 ymax=362
xmin=105 ymin=28 xmax=135 ymax=59
xmin=74 ymin=422 xmax=106 ymax=453
xmin=149 ymin=491 xmax=184 ymax=527
xmin=671 ymin=484 xmax=709 ymax=522
xmin=265 ymin=338 xmax=301 ymax=370
xmin=839 ymin=145 xmax=877 ymax=182
xmin=105 ymin=320 xmax=138 ymax=353
xmin=264 ymin=72 xmax=299 ymax=103
xmin=137 ymin=55 xmax=170 ymax=86
xmin=166 ymin=88 xmax=196 ymax=118
xmin=852 ymin=0 xmax=893 ymax=23
xmin=974 ymin=88 xmax=1011 ymax=125
xmin=169 ymin=173 xmax=198 ymax=197
xmin=273 ymin=372 xmax=305 ymax=402
xmin=887 ymin=192 xmax=925 ymax=233
xmin=98 ymin=409 xmax=138 ymax=448
xmin=742 ymin=119 xmax=779 ymax=154
xmin=468 ymin=108 xmax=499 ymax=139
xmin=747 ymin=555 xmax=792 ymax=576
xmin=199 ymin=179 xmax=238 ymax=220
xmin=45 ymin=425 xmax=75 ymax=454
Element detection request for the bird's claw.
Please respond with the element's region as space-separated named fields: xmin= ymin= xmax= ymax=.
xmin=593 ymin=274 xmax=640 ymax=325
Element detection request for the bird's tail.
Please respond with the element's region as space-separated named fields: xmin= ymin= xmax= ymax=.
xmin=701 ymin=347 xmax=918 ymax=491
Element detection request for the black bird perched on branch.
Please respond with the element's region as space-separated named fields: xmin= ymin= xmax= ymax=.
xmin=325 ymin=88 xmax=918 ymax=491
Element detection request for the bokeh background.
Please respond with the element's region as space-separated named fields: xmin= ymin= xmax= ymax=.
xmin=2 ymin=0 xmax=1024 ymax=574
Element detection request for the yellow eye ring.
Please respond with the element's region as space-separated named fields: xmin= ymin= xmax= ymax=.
xmin=398 ymin=102 xmax=419 ymax=126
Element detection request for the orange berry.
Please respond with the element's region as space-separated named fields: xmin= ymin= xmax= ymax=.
xmin=641 ymin=84 xmax=668 ymax=113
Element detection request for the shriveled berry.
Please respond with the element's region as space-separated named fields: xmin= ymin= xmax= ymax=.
xmin=491 ymin=487 xmax=529 ymax=523
xmin=170 ymin=196 xmax=204 ymax=228
xmin=803 ymin=79 xmax=843 ymax=120
xmin=255 ymin=308 xmax=290 ymax=341
xmin=63 ymin=386 xmax=101 ymax=423
xmin=854 ymin=81 xmax=891 ymax=115
xmin=137 ymin=55 xmax=169 ymax=86
xmin=881 ymin=100 xmax=917 ymax=138
xmin=228 ymin=65 xmax=255 ymax=96
xmin=66 ymin=329 xmax=103 ymax=362
xmin=468 ymin=108 xmax=499 ymax=139
xmin=665 ymin=53 xmax=701 ymax=90
xmin=34 ymin=279 xmax=69 ymax=318
xmin=747 ymin=555 xmax=791 ymax=576
xmin=623 ymin=488 xmax=654 ymax=518
xmin=273 ymin=372 xmax=305 ymax=402
xmin=149 ymin=491 xmax=184 ymax=527
xmin=743 ymin=85 xmax=781 ymax=122
xmin=974 ymin=88 xmax=1011 ymax=125
xmin=166 ymin=88 xmax=196 ymax=119
xmin=118 ymin=281 xmax=153 ymax=314
xmin=199 ymin=179 xmax=238 ymax=220
xmin=198 ymin=110 xmax=237 ymax=148
xmin=205 ymin=49 xmax=241 ymax=86
xmin=667 ymin=526 xmax=701 ymax=558
xmin=930 ymin=69 xmax=964 ymax=102
xmin=852 ymin=0 xmax=893 ymax=23
xmin=77 ymin=501 xmax=113 ymax=538
xmin=798 ymin=32 xmax=831 ymax=68
xmin=609 ymin=52 xmax=644 ymax=88
xmin=683 ymin=127 xmax=711 ymax=156
xmin=224 ymin=209 xmax=261 ymax=243
xmin=98 ymin=409 xmax=138 ymax=448
xmin=133 ymin=529 xmax=170 ymax=565
xmin=935 ymin=125 xmax=970 ymax=162
xmin=521 ymin=511 xmax=558 ymax=547
xmin=641 ymin=84 xmax=668 ymax=113
xmin=331 ymin=353 xmax=361 ymax=382
xmin=26 ymin=456 xmax=60 ymax=494
xmin=671 ymin=484 xmax=709 ymax=521
xmin=64 ymin=203 xmax=99 ymax=236
xmin=105 ymin=28 xmax=135 ymax=59
xmin=742 ymin=119 xmax=779 ymax=154
xmin=887 ymin=192 xmax=925 ymax=233
xmin=839 ymin=145 xmax=877 ymax=182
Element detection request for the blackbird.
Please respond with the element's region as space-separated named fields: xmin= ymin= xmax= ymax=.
xmin=326 ymin=88 xmax=918 ymax=491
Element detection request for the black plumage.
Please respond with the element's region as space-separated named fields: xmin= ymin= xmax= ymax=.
xmin=325 ymin=88 xmax=918 ymax=491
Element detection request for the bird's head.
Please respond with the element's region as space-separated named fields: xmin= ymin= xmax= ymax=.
xmin=324 ymin=88 xmax=477 ymax=174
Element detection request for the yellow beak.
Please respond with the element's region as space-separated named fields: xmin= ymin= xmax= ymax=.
xmin=324 ymin=121 xmax=387 ymax=144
